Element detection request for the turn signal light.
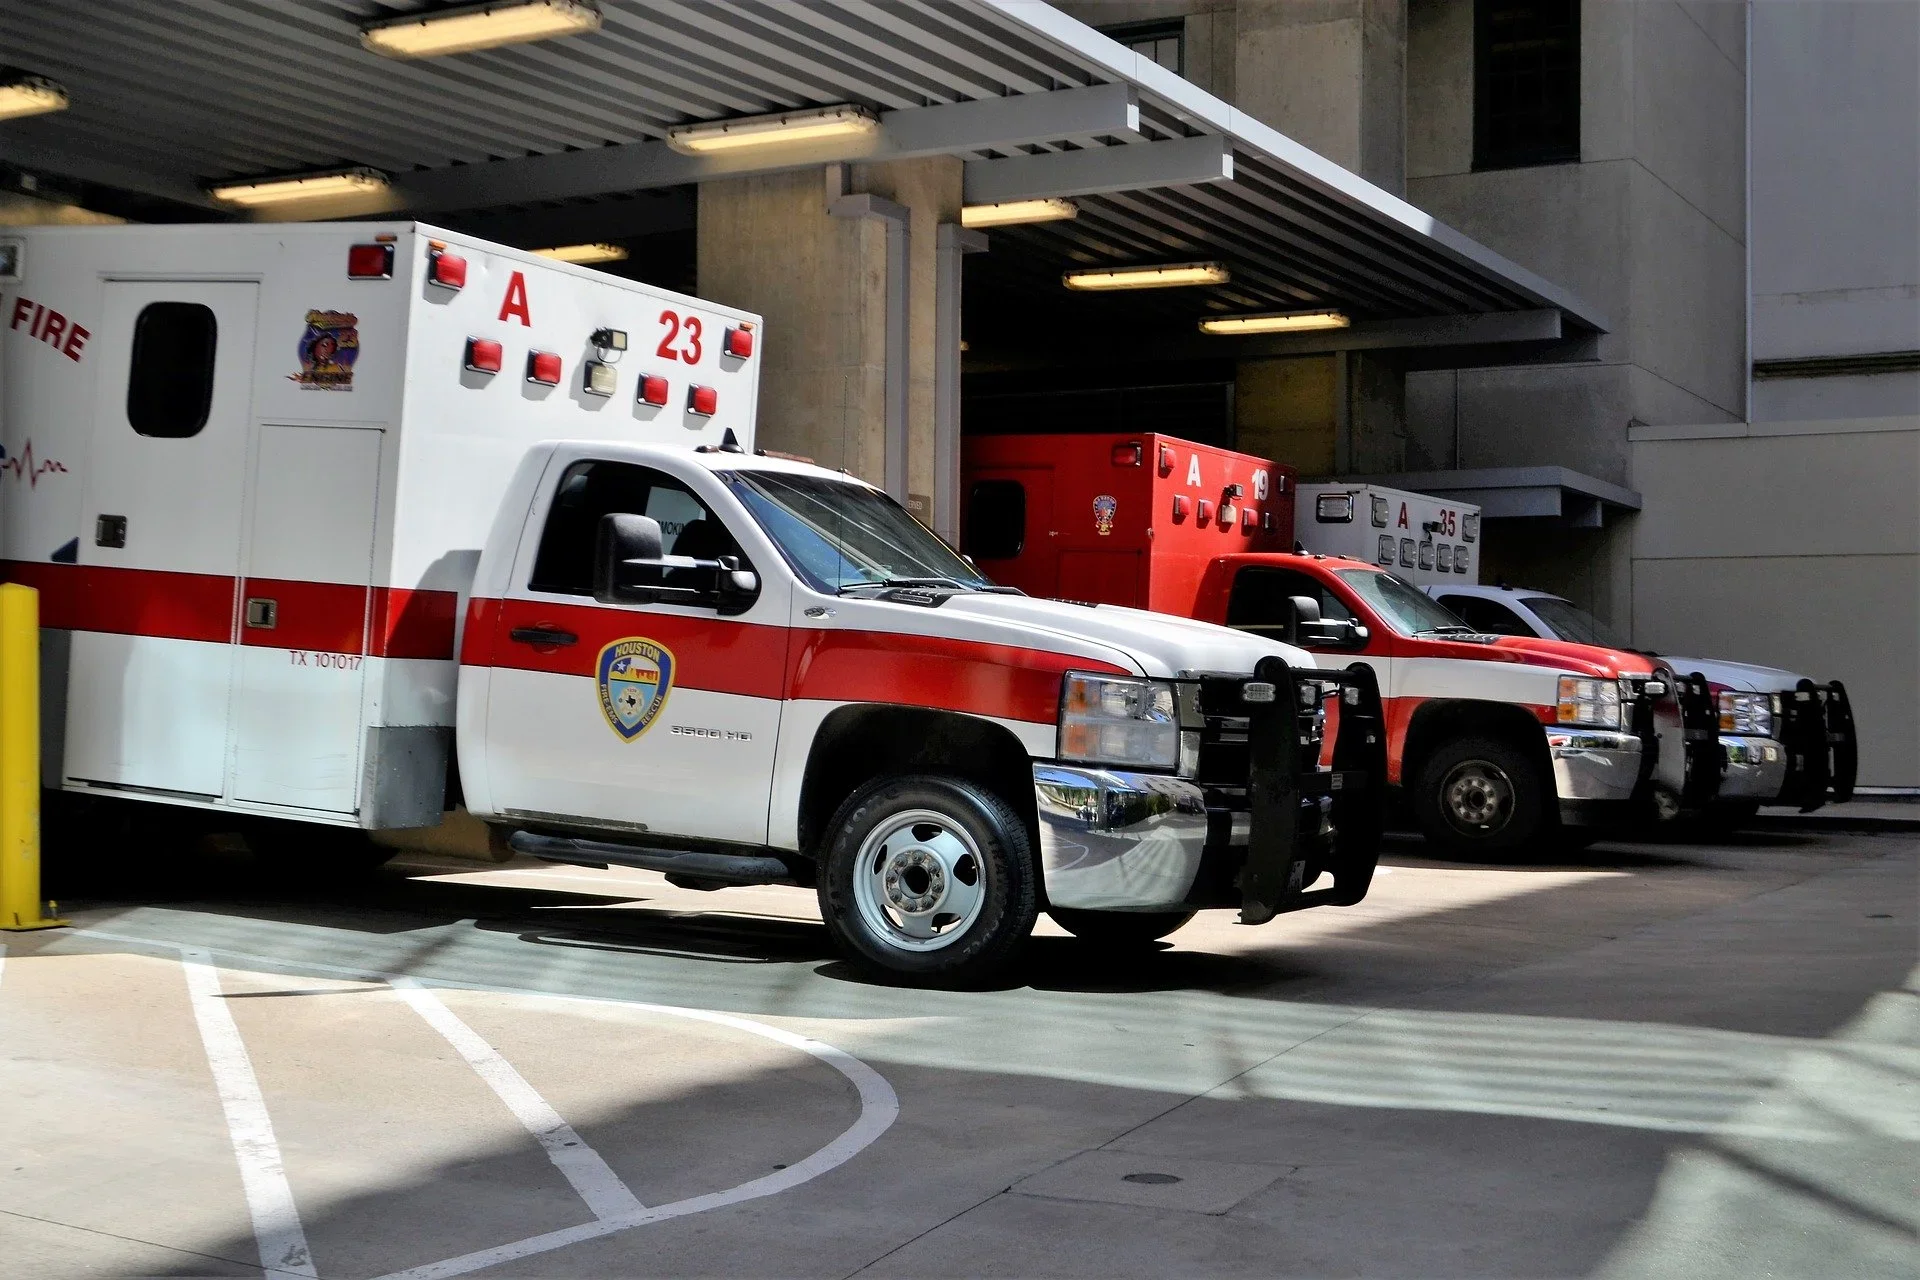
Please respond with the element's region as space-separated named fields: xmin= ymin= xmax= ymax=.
xmin=724 ymin=326 xmax=754 ymax=358
xmin=464 ymin=337 xmax=503 ymax=373
xmin=526 ymin=350 xmax=562 ymax=384
xmin=427 ymin=248 xmax=467 ymax=289
xmin=638 ymin=374 xmax=670 ymax=406
xmin=348 ymin=243 xmax=395 ymax=279
xmin=688 ymin=384 xmax=718 ymax=416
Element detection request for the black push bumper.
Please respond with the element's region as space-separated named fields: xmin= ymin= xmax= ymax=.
xmin=1780 ymin=680 xmax=1858 ymax=811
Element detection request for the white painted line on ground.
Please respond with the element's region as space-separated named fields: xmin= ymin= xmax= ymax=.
xmin=388 ymin=976 xmax=645 ymax=1221
xmin=73 ymin=928 xmax=899 ymax=1280
xmin=178 ymin=947 xmax=319 ymax=1280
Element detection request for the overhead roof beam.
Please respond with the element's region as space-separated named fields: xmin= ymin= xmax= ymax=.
xmin=962 ymin=135 xmax=1232 ymax=205
xmin=0 ymin=139 xmax=225 ymax=213
xmin=285 ymin=83 xmax=1143 ymax=220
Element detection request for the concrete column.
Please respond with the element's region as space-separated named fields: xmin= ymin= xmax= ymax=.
xmin=1235 ymin=0 xmax=1408 ymax=194
xmin=696 ymin=157 xmax=962 ymax=525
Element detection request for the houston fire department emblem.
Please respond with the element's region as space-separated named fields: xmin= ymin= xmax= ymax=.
xmin=596 ymin=638 xmax=675 ymax=741
xmin=1092 ymin=494 xmax=1117 ymax=536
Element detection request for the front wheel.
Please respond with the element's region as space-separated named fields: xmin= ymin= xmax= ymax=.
xmin=1412 ymin=735 xmax=1549 ymax=856
xmin=818 ymin=775 xmax=1038 ymax=986
xmin=1049 ymin=907 xmax=1196 ymax=947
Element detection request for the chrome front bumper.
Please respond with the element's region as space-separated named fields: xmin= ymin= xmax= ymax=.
xmin=1033 ymin=764 xmax=1213 ymax=911
xmin=1718 ymin=734 xmax=1789 ymax=800
xmin=1545 ymin=729 xmax=1644 ymax=803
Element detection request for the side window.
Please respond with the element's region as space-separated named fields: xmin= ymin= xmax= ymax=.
xmin=529 ymin=460 xmax=739 ymax=596
xmin=1225 ymin=568 xmax=1356 ymax=638
xmin=964 ymin=479 xmax=1026 ymax=560
xmin=1441 ymin=595 xmax=1533 ymax=636
xmin=127 ymin=302 xmax=217 ymax=438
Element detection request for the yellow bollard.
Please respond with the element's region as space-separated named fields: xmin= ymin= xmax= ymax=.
xmin=0 ymin=583 xmax=66 ymax=930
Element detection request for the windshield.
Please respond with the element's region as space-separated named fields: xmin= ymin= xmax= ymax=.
xmin=722 ymin=470 xmax=996 ymax=593
xmin=1336 ymin=569 xmax=1473 ymax=636
xmin=1528 ymin=597 xmax=1629 ymax=648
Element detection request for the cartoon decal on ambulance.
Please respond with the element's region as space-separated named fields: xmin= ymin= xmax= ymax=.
xmin=291 ymin=309 xmax=359 ymax=390
xmin=597 ymin=637 xmax=676 ymax=741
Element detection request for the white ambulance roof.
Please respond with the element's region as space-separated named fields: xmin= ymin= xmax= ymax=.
xmin=541 ymin=439 xmax=875 ymax=488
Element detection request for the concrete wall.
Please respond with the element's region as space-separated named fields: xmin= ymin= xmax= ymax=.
xmin=1749 ymin=0 xmax=1920 ymax=422
xmin=1405 ymin=0 xmax=1749 ymax=487
xmin=1628 ymin=417 xmax=1920 ymax=788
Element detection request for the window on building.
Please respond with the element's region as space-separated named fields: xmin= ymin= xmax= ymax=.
xmin=963 ymin=479 xmax=1027 ymax=561
xmin=1474 ymin=0 xmax=1581 ymax=170
xmin=530 ymin=459 xmax=739 ymax=596
xmin=1102 ymin=19 xmax=1184 ymax=76
xmin=126 ymin=302 xmax=217 ymax=438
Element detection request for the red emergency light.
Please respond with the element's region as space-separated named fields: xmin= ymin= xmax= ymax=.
xmin=347 ymin=243 xmax=395 ymax=279
xmin=723 ymin=326 xmax=754 ymax=358
xmin=427 ymin=248 xmax=468 ymax=290
xmin=1196 ymin=499 xmax=1213 ymax=526
xmin=463 ymin=337 xmax=503 ymax=374
xmin=526 ymin=350 xmax=563 ymax=385
xmin=1171 ymin=495 xmax=1189 ymax=520
xmin=688 ymin=384 xmax=718 ymax=416
xmin=1157 ymin=443 xmax=1175 ymax=475
xmin=638 ymin=374 xmax=671 ymax=406
xmin=1111 ymin=441 xmax=1143 ymax=467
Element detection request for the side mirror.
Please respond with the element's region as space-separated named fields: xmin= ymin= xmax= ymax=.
xmin=593 ymin=512 xmax=761 ymax=615
xmin=594 ymin=513 xmax=666 ymax=603
xmin=1290 ymin=594 xmax=1365 ymax=648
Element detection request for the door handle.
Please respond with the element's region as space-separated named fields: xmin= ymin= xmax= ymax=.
xmin=509 ymin=626 xmax=577 ymax=647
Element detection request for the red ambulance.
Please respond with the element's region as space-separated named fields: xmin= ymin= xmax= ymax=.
xmin=963 ymin=433 xmax=1702 ymax=854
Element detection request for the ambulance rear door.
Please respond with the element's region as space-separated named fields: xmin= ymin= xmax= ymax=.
xmin=64 ymin=280 xmax=258 ymax=798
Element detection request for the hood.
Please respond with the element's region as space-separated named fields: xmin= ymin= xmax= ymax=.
xmin=1650 ymin=655 xmax=1809 ymax=692
xmin=1485 ymin=634 xmax=1658 ymax=678
xmin=941 ymin=593 xmax=1314 ymax=678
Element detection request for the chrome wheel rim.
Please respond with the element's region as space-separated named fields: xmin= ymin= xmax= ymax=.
xmin=851 ymin=809 xmax=987 ymax=953
xmin=1440 ymin=760 xmax=1515 ymax=833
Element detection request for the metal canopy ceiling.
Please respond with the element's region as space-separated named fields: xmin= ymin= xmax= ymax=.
xmin=0 ymin=0 xmax=1607 ymax=336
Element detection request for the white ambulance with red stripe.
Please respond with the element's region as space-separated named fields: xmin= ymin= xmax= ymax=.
xmin=1 ymin=223 xmax=1388 ymax=984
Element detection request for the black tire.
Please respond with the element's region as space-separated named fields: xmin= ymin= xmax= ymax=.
xmin=817 ymin=775 xmax=1038 ymax=986
xmin=1412 ymin=734 xmax=1550 ymax=856
xmin=1049 ymin=907 xmax=1196 ymax=947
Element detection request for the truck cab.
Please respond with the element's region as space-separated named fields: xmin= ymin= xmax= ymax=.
xmin=1427 ymin=584 xmax=1857 ymax=817
xmin=1195 ymin=554 xmax=1662 ymax=852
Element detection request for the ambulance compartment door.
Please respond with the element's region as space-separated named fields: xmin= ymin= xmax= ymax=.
xmin=961 ymin=468 xmax=1054 ymax=595
xmin=231 ymin=424 xmax=382 ymax=813
xmin=64 ymin=281 xmax=259 ymax=797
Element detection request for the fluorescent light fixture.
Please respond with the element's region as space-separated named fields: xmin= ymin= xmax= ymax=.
xmin=961 ymin=198 xmax=1078 ymax=229
xmin=666 ymin=104 xmax=879 ymax=155
xmin=533 ymin=242 xmax=628 ymax=264
xmin=1198 ymin=308 xmax=1350 ymax=335
xmin=0 ymin=73 xmax=68 ymax=121
xmin=361 ymin=0 xmax=601 ymax=59
xmin=1063 ymin=261 xmax=1229 ymax=291
xmin=208 ymin=167 xmax=390 ymax=208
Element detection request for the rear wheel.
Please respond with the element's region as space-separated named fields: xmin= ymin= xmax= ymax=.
xmin=1049 ymin=907 xmax=1196 ymax=947
xmin=818 ymin=775 xmax=1038 ymax=986
xmin=1412 ymin=735 xmax=1549 ymax=856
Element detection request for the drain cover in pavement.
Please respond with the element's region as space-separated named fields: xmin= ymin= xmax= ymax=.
xmin=1012 ymin=1150 xmax=1287 ymax=1215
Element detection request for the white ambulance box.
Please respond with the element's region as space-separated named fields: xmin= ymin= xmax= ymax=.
xmin=1295 ymin=483 xmax=1482 ymax=587
xmin=0 ymin=221 xmax=761 ymax=829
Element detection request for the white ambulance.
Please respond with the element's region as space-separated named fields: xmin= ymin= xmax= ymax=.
xmin=0 ymin=222 xmax=1390 ymax=983
xmin=1296 ymin=483 xmax=1482 ymax=587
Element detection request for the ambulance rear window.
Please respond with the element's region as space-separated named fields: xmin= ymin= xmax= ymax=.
xmin=964 ymin=480 xmax=1026 ymax=560
xmin=126 ymin=302 xmax=218 ymax=439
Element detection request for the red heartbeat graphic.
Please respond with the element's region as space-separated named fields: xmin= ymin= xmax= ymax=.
xmin=1 ymin=441 xmax=70 ymax=487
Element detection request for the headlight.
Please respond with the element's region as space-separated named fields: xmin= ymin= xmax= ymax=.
xmin=1059 ymin=673 xmax=1179 ymax=771
xmin=1557 ymin=676 xmax=1622 ymax=729
xmin=1718 ymin=691 xmax=1776 ymax=737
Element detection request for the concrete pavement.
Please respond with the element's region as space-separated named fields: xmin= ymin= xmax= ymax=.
xmin=0 ymin=827 xmax=1912 ymax=1279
